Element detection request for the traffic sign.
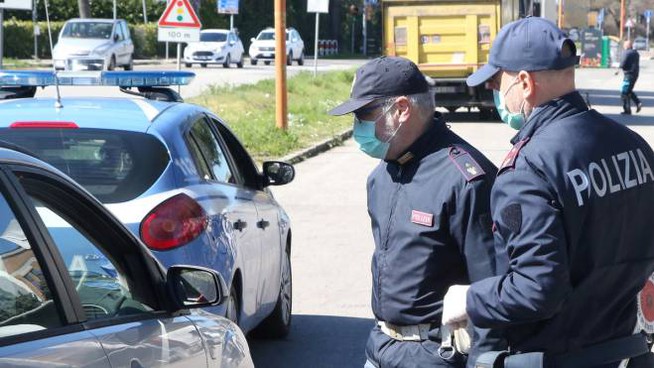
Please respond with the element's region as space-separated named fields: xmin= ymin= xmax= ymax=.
xmin=158 ymin=27 xmax=200 ymax=42
xmin=645 ymin=9 xmax=653 ymax=21
xmin=218 ymin=0 xmax=238 ymax=15
xmin=597 ymin=8 xmax=604 ymax=25
xmin=0 ymin=0 xmax=32 ymax=10
xmin=626 ymin=18 xmax=635 ymax=28
xmin=158 ymin=0 xmax=201 ymax=28
xmin=307 ymin=0 xmax=329 ymax=13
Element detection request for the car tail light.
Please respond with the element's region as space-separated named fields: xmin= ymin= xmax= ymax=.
xmin=10 ymin=121 xmax=79 ymax=129
xmin=140 ymin=193 xmax=207 ymax=251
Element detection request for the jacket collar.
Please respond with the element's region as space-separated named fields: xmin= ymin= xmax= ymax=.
xmin=389 ymin=112 xmax=449 ymax=165
xmin=511 ymin=91 xmax=589 ymax=144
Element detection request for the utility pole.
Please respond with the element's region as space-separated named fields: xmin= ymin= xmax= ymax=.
xmin=275 ymin=0 xmax=288 ymax=130
xmin=557 ymin=0 xmax=564 ymax=28
xmin=620 ymin=0 xmax=625 ymax=41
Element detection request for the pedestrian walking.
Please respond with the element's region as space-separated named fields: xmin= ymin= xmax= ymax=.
xmin=615 ymin=40 xmax=642 ymax=115
xmin=442 ymin=17 xmax=654 ymax=368
xmin=328 ymin=56 xmax=505 ymax=368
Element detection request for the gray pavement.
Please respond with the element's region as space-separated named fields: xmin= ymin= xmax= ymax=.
xmin=249 ymin=59 xmax=654 ymax=367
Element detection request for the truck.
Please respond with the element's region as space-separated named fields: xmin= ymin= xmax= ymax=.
xmin=381 ymin=0 xmax=529 ymax=119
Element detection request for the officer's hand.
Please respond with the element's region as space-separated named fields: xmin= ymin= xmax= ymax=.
xmin=442 ymin=285 xmax=470 ymax=329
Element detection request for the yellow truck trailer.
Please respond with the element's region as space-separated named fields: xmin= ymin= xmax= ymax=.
xmin=381 ymin=0 xmax=524 ymax=118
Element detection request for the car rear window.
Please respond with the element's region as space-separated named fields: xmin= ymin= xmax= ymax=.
xmin=1 ymin=129 xmax=169 ymax=203
xmin=200 ymin=33 xmax=227 ymax=42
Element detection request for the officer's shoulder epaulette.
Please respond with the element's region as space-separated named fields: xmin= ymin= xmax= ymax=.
xmin=448 ymin=146 xmax=485 ymax=182
xmin=498 ymin=137 xmax=530 ymax=174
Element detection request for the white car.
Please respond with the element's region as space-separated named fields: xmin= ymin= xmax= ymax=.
xmin=53 ymin=18 xmax=134 ymax=71
xmin=248 ymin=27 xmax=305 ymax=66
xmin=633 ymin=37 xmax=648 ymax=51
xmin=184 ymin=29 xmax=245 ymax=68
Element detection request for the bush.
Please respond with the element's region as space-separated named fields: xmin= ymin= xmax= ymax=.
xmin=2 ymin=19 xmax=166 ymax=59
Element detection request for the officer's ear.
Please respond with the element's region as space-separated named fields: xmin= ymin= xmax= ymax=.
xmin=394 ymin=96 xmax=411 ymax=123
xmin=518 ymin=70 xmax=536 ymax=102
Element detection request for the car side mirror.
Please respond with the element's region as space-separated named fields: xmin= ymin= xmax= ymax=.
xmin=262 ymin=161 xmax=295 ymax=187
xmin=113 ymin=34 xmax=119 ymax=42
xmin=167 ymin=266 xmax=225 ymax=309
xmin=230 ymin=41 xmax=235 ymax=46
xmin=250 ymin=37 xmax=255 ymax=43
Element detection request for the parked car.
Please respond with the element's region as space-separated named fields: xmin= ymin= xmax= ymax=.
xmin=0 ymin=70 xmax=295 ymax=339
xmin=633 ymin=36 xmax=648 ymax=51
xmin=184 ymin=29 xmax=245 ymax=68
xmin=0 ymin=142 xmax=253 ymax=367
xmin=248 ymin=27 xmax=305 ymax=66
xmin=53 ymin=18 xmax=134 ymax=71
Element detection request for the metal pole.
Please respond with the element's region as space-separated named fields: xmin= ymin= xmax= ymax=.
xmin=351 ymin=16 xmax=355 ymax=54
xmin=557 ymin=0 xmax=563 ymax=28
xmin=620 ymin=0 xmax=625 ymax=41
xmin=648 ymin=18 xmax=651 ymax=51
xmin=113 ymin=0 xmax=117 ymax=20
xmin=142 ymin=0 xmax=147 ymax=23
xmin=33 ymin=0 xmax=38 ymax=59
xmin=0 ymin=10 xmax=4 ymax=70
xmin=313 ymin=12 xmax=319 ymax=77
xmin=177 ymin=42 xmax=181 ymax=93
xmin=166 ymin=42 xmax=169 ymax=61
xmin=274 ymin=0 xmax=287 ymax=130
xmin=362 ymin=9 xmax=367 ymax=55
xmin=230 ymin=14 xmax=234 ymax=31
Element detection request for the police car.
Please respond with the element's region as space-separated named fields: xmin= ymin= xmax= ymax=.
xmin=0 ymin=71 xmax=295 ymax=338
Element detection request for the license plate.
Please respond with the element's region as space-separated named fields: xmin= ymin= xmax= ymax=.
xmin=263 ymin=53 xmax=272 ymax=57
xmin=196 ymin=56 xmax=210 ymax=60
xmin=434 ymin=86 xmax=460 ymax=94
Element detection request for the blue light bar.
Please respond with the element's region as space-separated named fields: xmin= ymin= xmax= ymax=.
xmin=0 ymin=70 xmax=195 ymax=87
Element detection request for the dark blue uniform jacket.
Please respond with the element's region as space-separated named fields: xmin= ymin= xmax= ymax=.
xmin=467 ymin=91 xmax=654 ymax=356
xmin=367 ymin=114 xmax=504 ymax=363
xmin=620 ymin=49 xmax=640 ymax=79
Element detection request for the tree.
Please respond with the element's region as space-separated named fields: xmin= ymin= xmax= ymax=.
xmin=78 ymin=0 xmax=90 ymax=18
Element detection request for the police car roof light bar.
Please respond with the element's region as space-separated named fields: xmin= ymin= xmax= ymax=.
xmin=0 ymin=71 xmax=196 ymax=88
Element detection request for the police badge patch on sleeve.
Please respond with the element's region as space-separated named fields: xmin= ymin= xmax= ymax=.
xmin=501 ymin=203 xmax=522 ymax=234
xmin=448 ymin=146 xmax=485 ymax=182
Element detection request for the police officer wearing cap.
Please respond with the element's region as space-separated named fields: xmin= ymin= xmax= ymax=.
xmin=328 ymin=56 xmax=505 ymax=368
xmin=441 ymin=17 xmax=654 ymax=368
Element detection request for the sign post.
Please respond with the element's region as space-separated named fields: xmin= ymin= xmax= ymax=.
xmin=308 ymin=0 xmax=329 ymax=77
xmin=626 ymin=18 xmax=635 ymax=41
xmin=0 ymin=0 xmax=33 ymax=69
xmin=218 ymin=0 xmax=239 ymax=31
xmin=645 ymin=10 xmax=652 ymax=51
xmin=158 ymin=0 xmax=201 ymax=91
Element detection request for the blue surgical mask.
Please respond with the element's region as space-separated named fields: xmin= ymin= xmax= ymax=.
xmin=353 ymin=119 xmax=390 ymax=159
xmin=494 ymin=77 xmax=526 ymax=130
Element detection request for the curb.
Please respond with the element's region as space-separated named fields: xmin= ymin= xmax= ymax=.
xmin=280 ymin=129 xmax=353 ymax=165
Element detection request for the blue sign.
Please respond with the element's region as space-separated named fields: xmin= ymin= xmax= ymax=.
xmin=218 ymin=0 xmax=238 ymax=14
xmin=645 ymin=9 xmax=653 ymax=21
xmin=597 ymin=8 xmax=604 ymax=25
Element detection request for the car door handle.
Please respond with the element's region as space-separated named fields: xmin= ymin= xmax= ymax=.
xmin=233 ymin=219 xmax=247 ymax=231
xmin=257 ymin=219 xmax=270 ymax=229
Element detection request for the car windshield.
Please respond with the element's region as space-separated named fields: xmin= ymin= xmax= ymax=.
xmin=1 ymin=129 xmax=169 ymax=203
xmin=200 ymin=32 xmax=228 ymax=42
xmin=257 ymin=31 xmax=289 ymax=41
xmin=62 ymin=22 xmax=114 ymax=39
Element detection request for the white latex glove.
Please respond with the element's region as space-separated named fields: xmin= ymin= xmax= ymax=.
xmin=442 ymin=285 xmax=471 ymax=329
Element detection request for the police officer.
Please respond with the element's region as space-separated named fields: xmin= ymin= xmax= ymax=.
xmin=441 ymin=17 xmax=654 ymax=367
xmin=616 ymin=40 xmax=642 ymax=115
xmin=328 ymin=56 xmax=505 ymax=368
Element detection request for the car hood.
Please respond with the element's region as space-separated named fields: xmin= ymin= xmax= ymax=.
xmin=54 ymin=38 xmax=112 ymax=56
xmin=252 ymin=40 xmax=279 ymax=48
xmin=186 ymin=41 xmax=226 ymax=51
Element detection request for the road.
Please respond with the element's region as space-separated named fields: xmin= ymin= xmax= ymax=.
xmin=34 ymin=59 xmax=361 ymax=99
xmin=249 ymin=60 xmax=654 ymax=367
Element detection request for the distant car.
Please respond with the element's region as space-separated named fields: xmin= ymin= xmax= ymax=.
xmin=184 ymin=29 xmax=245 ymax=68
xmin=249 ymin=27 xmax=305 ymax=66
xmin=0 ymin=142 xmax=253 ymax=367
xmin=0 ymin=70 xmax=295 ymax=339
xmin=53 ymin=18 xmax=134 ymax=71
xmin=634 ymin=36 xmax=648 ymax=51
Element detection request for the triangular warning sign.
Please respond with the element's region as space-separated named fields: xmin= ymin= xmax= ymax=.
xmin=158 ymin=0 xmax=202 ymax=28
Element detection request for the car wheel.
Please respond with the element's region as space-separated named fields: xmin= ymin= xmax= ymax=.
xmin=225 ymin=284 xmax=240 ymax=325
xmin=236 ymin=54 xmax=244 ymax=68
xmin=286 ymin=51 xmax=293 ymax=66
xmin=200 ymin=63 xmax=207 ymax=68
xmin=250 ymin=245 xmax=292 ymax=338
xmin=264 ymin=61 xmax=271 ymax=66
xmin=185 ymin=63 xmax=192 ymax=68
xmin=124 ymin=56 xmax=133 ymax=70
xmin=223 ymin=54 xmax=231 ymax=68
xmin=297 ymin=50 xmax=304 ymax=66
xmin=250 ymin=58 xmax=257 ymax=66
xmin=107 ymin=56 xmax=116 ymax=71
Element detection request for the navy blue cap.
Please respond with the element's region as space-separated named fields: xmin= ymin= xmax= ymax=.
xmin=467 ymin=17 xmax=578 ymax=87
xmin=329 ymin=56 xmax=429 ymax=116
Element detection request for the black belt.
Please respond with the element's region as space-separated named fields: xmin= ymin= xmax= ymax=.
xmin=476 ymin=333 xmax=650 ymax=368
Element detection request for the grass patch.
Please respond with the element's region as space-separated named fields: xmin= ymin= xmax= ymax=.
xmin=188 ymin=69 xmax=356 ymax=161
xmin=3 ymin=58 xmax=35 ymax=69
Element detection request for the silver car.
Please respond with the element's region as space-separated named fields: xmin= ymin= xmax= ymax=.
xmin=53 ymin=18 xmax=134 ymax=71
xmin=184 ymin=29 xmax=245 ymax=68
xmin=248 ymin=27 xmax=305 ymax=66
xmin=0 ymin=143 xmax=253 ymax=368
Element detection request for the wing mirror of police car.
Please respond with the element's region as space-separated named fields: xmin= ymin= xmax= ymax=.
xmin=167 ymin=266 xmax=226 ymax=309
xmin=262 ymin=161 xmax=295 ymax=187
xmin=113 ymin=34 xmax=119 ymax=42
xmin=250 ymin=37 xmax=255 ymax=43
